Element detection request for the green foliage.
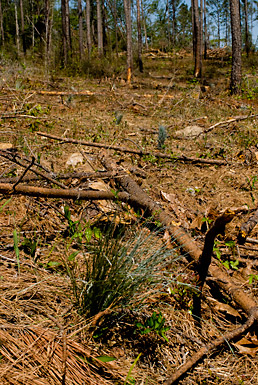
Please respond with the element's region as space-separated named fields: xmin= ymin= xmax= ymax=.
xmin=66 ymin=221 xmax=177 ymax=317
xmin=135 ymin=311 xmax=170 ymax=342
xmin=157 ymin=125 xmax=167 ymax=150
xmin=124 ymin=353 xmax=142 ymax=385
xmin=248 ymin=274 xmax=258 ymax=284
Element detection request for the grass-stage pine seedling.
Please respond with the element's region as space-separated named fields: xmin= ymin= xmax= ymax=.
xmin=66 ymin=221 xmax=180 ymax=317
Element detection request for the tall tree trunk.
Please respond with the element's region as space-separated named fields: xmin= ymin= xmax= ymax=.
xmin=141 ymin=0 xmax=148 ymax=50
xmin=96 ymin=0 xmax=103 ymax=56
xmin=78 ymin=0 xmax=84 ymax=59
xmin=243 ymin=0 xmax=250 ymax=56
xmin=86 ymin=0 xmax=92 ymax=57
xmin=123 ymin=0 xmax=133 ymax=83
xmin=15 ymin=1 xmax=20 ymax=56
xmin=136 ymin=0 xmax=143 ymax=72
xmin=113 ymin=0 xmax=118 ymax=57
xmin=203 ymin=0 xmax=207 ymax=59
xmin=20 ymin=0 xmax=26 ymax=54
xmin=45 ymin=0 xmax=53 ymax=71
xmin=0 ymin=0 xmax=4 ymax=46
xmin=171 ymin=0 xmax=176 ymax=47
xmin=61 ymin=0 xmax=71 ymax=66
xmin=230 ymin=0 xmax=242 ymax=94
xmin=192 ymin=0 xmax=202 ymax=78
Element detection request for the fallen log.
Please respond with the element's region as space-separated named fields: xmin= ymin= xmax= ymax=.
xmin=37 ymin=131 xmax=227 ymax=166
xmin=0 ymin=182 xmax=129 ymax=201
xmin=237 ymin=206 xmax=258 ymax=244
xmin=98 ymin=150 xmax=258 ymax=383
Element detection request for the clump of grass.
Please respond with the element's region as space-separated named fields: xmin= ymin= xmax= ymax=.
xmin=66 ymin=221 xmax=180 ymax=317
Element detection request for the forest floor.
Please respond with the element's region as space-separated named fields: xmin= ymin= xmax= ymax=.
xmin=0 ymin=51 xmax=258 ymax=384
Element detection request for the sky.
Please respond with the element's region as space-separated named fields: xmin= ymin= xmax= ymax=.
xmin=183 ymin=0 xmax=258 ymax=47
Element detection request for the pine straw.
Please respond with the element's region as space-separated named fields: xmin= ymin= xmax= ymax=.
xmin=0 ymin=262 xmax=125 ymax=385
xmin=0 ymin=326 xmax=123 ymax=385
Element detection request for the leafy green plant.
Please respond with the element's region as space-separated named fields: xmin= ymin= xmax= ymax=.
xmin=66 ymin=221 xmax=178 ymax=317
xmin=136 ymin=311 xmax=170 ymax=342
xmin=64 ymin=205 xmax=83 ymax=241
xmin=248 ymin=274 xmax=258 ymax=284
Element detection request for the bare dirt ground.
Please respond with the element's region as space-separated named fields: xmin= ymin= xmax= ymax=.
xmin=0 ymin=53 xmax=258 ymax=384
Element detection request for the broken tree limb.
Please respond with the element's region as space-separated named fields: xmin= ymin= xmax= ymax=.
xmin=0 ymin=150 xmax=67 ymax=189
xmin=99 ymin=150 xmax=258 ymax=381
xmin=164 ymin=311 xmax=256 ymax=385
xmin=203 ymin=114 xmax=258 ymax=135
xmin=37 ymin=131 xmax=227 ymax=166
xmin=99 ymin=151 xmax=258 ymax=318
xmin=0 ymin=182 xmax=129 ymax=201
xmin=237 ymin=206 xmax=258 ymax=244
xmin=192 ymin=210 xmax=235 ymax=320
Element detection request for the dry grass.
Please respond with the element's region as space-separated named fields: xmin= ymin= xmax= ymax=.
xmin=0 ymin=53 xmax=258 ymax=384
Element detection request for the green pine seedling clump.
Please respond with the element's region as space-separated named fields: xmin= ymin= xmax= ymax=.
xmin=158 ymin=125 xmax=167 ymax=150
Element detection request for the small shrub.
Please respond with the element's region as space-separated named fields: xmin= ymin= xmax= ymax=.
xmin=66 ymin=221 xmax=179 ymax=317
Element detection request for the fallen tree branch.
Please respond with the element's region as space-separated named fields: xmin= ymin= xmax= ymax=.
xmin=193 ymin=209 xmax=235 ymax=320
xmin=37 ymin=131 xmax=227 ymax=166
xmin=0 ymin=150 xmax=67 ymax=189
xmin=99 ymin=150 xmax=258 ymax=381
xmin=237 ymin=206 xmax=258 ymax=244
xmin=203 ymin=114 xmax=258 ymax=135
xmin=0 ymin=182 xmax=129 ymax=201
xmin=164 ymin=311 xmax=256 ymax=385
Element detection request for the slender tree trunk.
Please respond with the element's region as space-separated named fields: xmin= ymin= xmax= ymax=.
xmin=124 ymin=0 xmax=133 ymax=83
xmin=141 ymin=0 xmax=148 ymax=50
xmin=217 ymin=12 xmax=220 ymax=48
xmin=61 ymin=0 xmax=71 ymax=66
xmin=0 ymin=0 xmax=4 ymax=46
xmin=203 ymin=0 xmax=207 ymax=59
xmin=86 ymin=0 xmax=92 ymax=57
xmin=45 ymin=0 xmax=52 ymax=71
xmin=136 ymin=0 xmax=143 ymax=72
xmin=171 ymin=0 xmax=176 ymax=47
xmin=192 ymin=0 xmax=202 ymax=78
xmin=230 ymin=0 xmax=242 ymax=94
xmin=15 ymin=1 xmax=20 ymax=56
xmin=96 ymin=0 xmax=103 ymax=56
xmin=20 ymin=0 xmax=26 ymax=54
xmin=78 ymin=0 xmax=84 ymax=59
xmin=244 ymin=0 xmax=250 ymax=56
xmin=113 ymin=0 xmax=118 ymax=57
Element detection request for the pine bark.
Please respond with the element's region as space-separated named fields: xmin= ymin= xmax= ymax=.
xmin=243 ymin=0 xmax=250 ymax=56
xmin=123 ymin=0 xmax=133 ymax=83
xmin=230 ymin=0 xmax=242 ymax=94
xmin=78 ymin=0 xmax=84 ymax=59
xmin=136 ymin=0 xmax=143 ymax=72
xmin=0 ymin=0 xmax=4 ymax=46
xmin=192 ymin=0 xmax=202 ymax=78
xmin=96 ymin=0 xmax=103 ymax=56
xmin=20 ymin=0 xmax=26 ymax=54
xmin=86 ymin=0 xmax=92 ymax=57
xmin=61 ymin=0 xmax=72 ymax=66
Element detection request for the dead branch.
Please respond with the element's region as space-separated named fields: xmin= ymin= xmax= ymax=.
xmin=0 ymin=150 xmax=67 ymax=189
xmin=203 ymin=114 xmax=258 ymax=135
xmin=0 ymin=182 xmax=129 ymax=201
xmin=193 ymin=210 xmax=235 ymax=320
xmin=164 ymin=311 xmax=256 ymax=385
xmin=37 ymin=131 xmax=227 ymax=166
xmin=12 ymin=156 xmax=35 ymax=190
xmin=99 ymin=151 xmax=258 ymax=317
xmin=0 ymin=170 xmax=128 ymax=184
xmin=237 ymin=206 xmax=258 ymax=244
